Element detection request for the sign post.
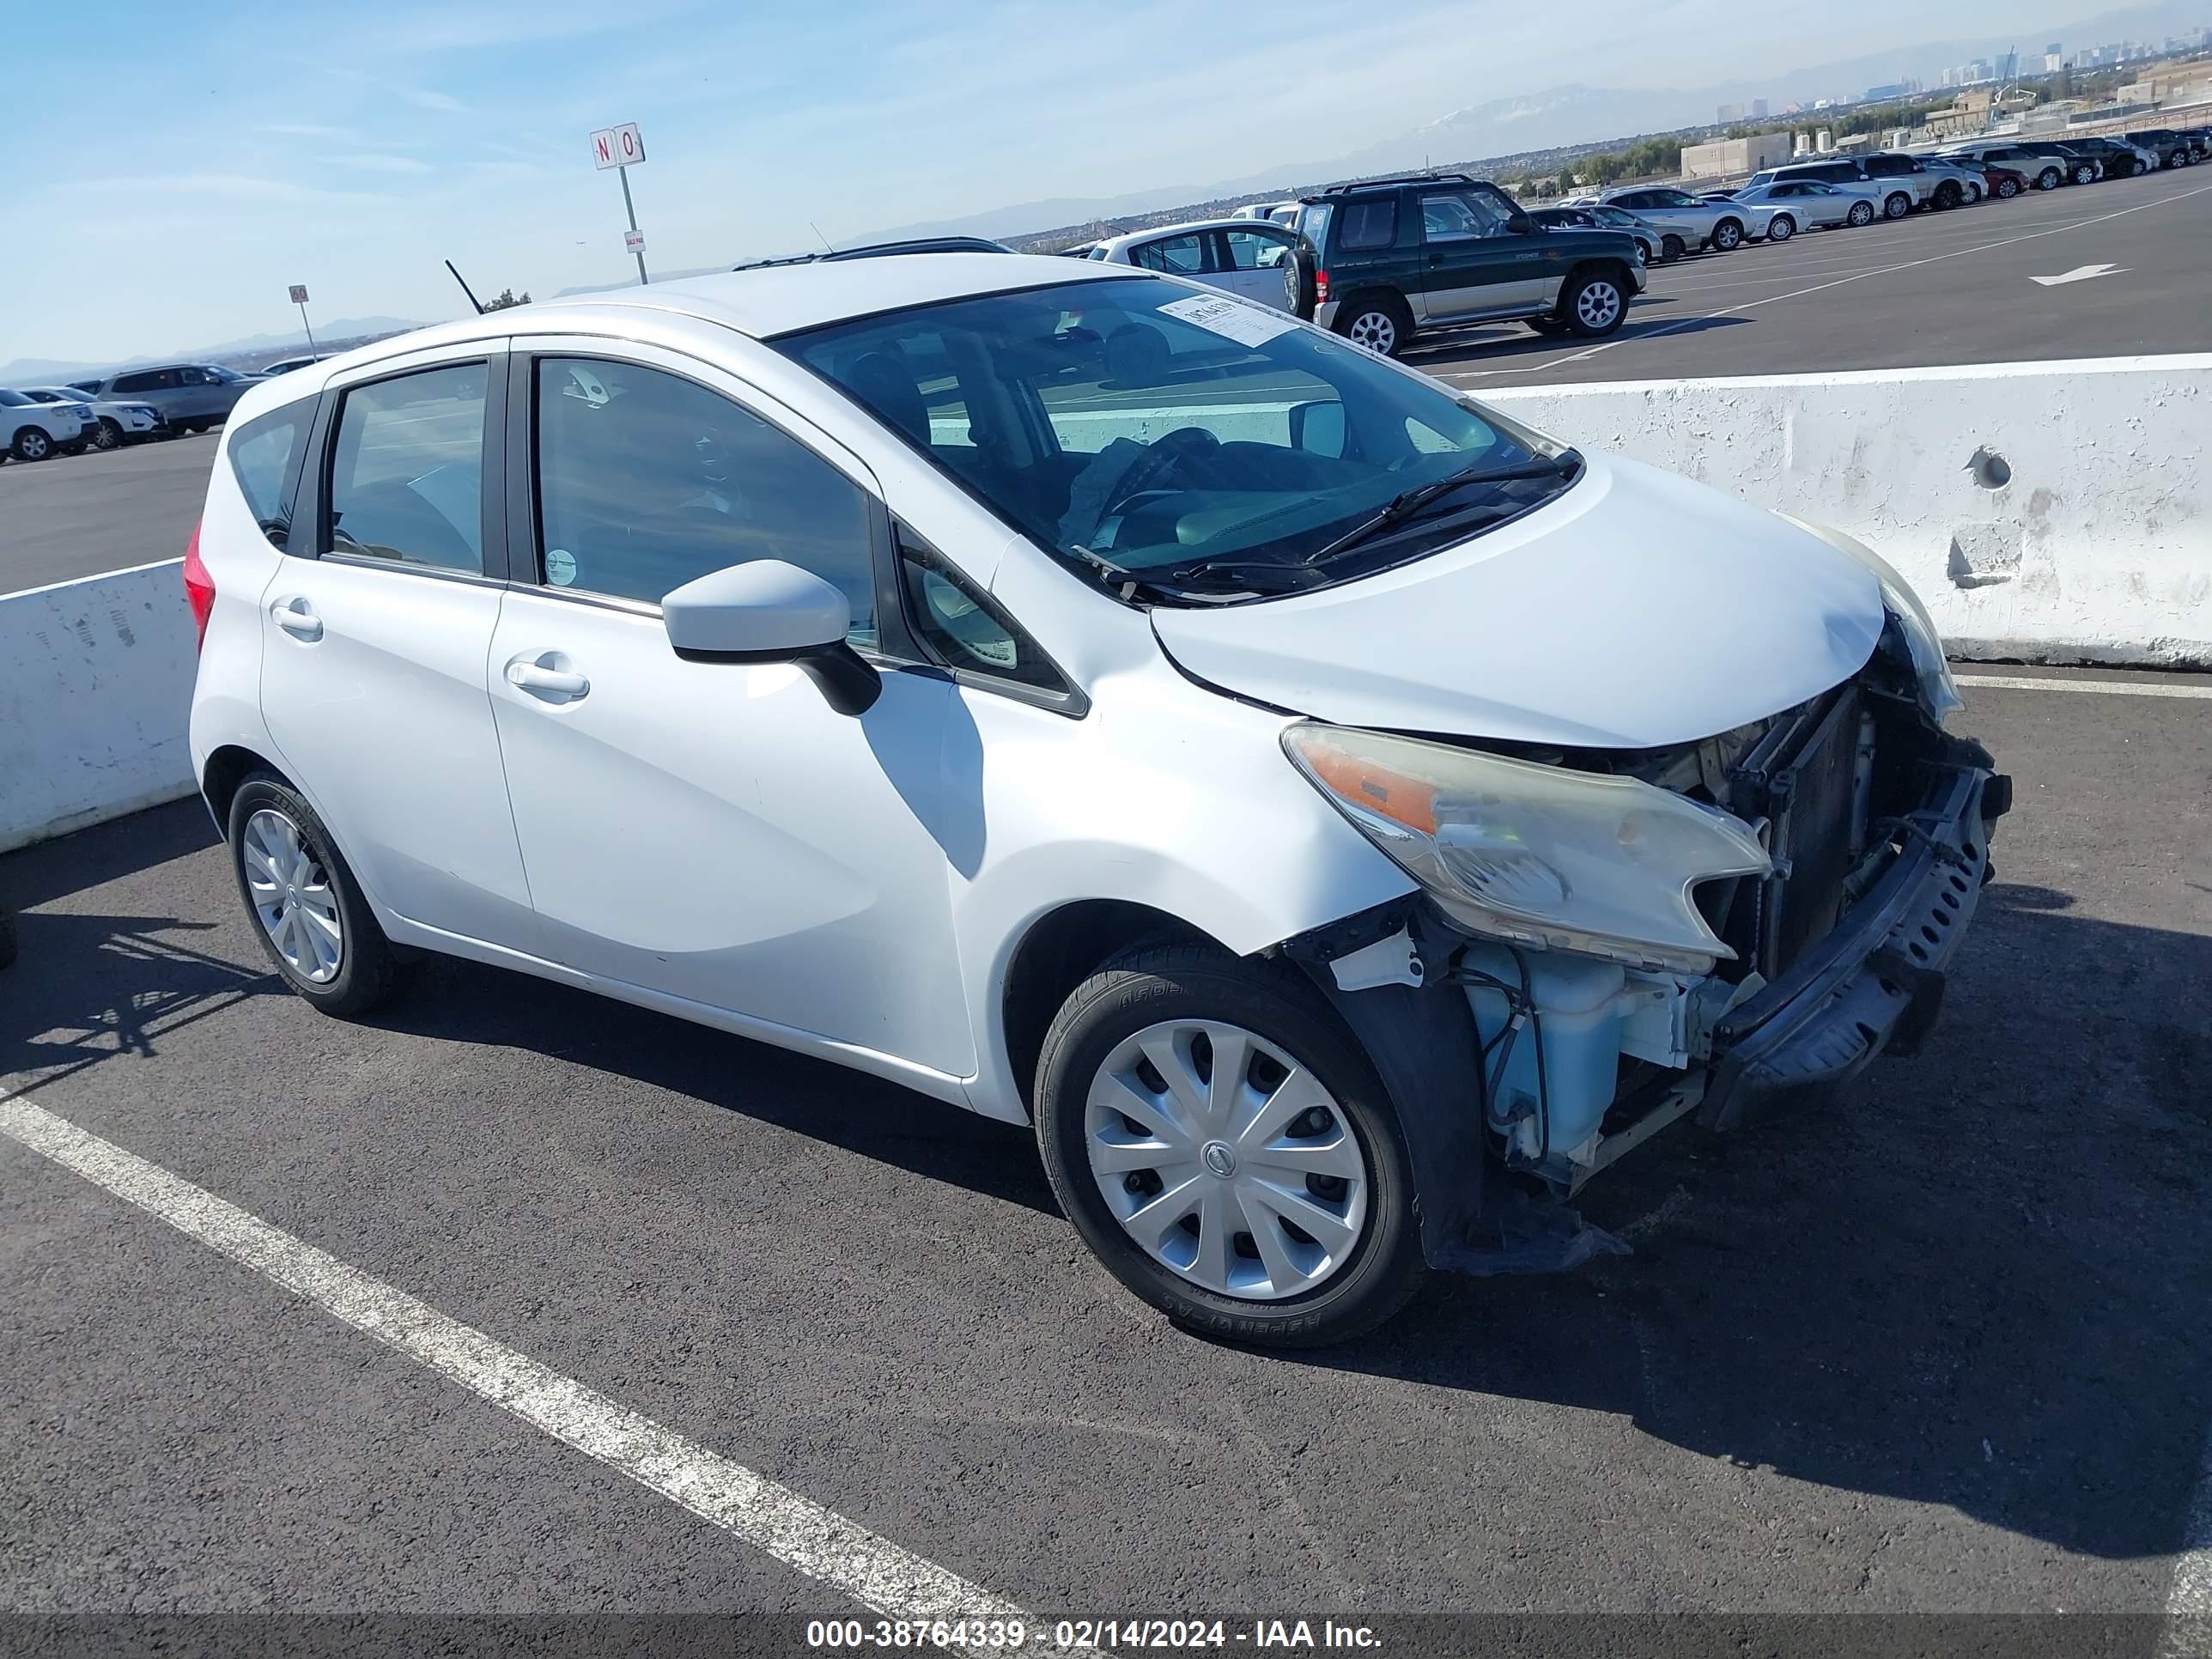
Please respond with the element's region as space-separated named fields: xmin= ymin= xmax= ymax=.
xmin=589 ymin=124 xmax=650 ymax=285
xmin=288 ymin=284 xmax=318 ymax=355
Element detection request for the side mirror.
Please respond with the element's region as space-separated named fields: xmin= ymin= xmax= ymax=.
xmin=1505 ymin=212 xmax=1535 ymax=235
xmin=662 ymin=559 xmax=881 ymax=717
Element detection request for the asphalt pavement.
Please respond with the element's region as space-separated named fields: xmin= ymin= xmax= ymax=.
xmin=2 ymin=669 xmax=2208 ymax=1654
xmin=6 ymin=164 xmax=2209 ymax=596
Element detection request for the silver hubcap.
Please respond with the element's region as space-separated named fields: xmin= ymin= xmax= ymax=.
xmin=21 ymin=433 xmax=47 ymax=459
xmin=243 ymin=808 xmax=343 ymax=983
xmin=1346 ymin=310 xmax=1395 ymax=354
xmin=1851 ymin=204 xmax=1872 ymax=223
xmin=1575 ymin=281 xmax=1622 ymax=329
xmin=1717 ymin=224 xmax=1740 ymax=248
xmin=1771 ymin=216 xmax=1792 ymax=239
xmin=1085 ymin=1019 xmax=1370 ymax=1302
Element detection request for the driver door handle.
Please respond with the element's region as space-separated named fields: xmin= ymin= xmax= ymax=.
xmin=271 ymin=595 xmax=322 ymax=641
xmin=505 ymin=653 xmax=590 ymax=701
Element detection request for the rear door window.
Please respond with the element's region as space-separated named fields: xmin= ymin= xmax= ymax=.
xmin=1416 ymin=189 xmax=1510 ymax=242
xmin=325 ymin=362 xmax=489 ymax=574
xmin=1130 ymin=234 xmax=1209 ymax=274
xmin=1338 ymin=197 xmax=1399 ymax=250
xmin=1220 ymin=228 xmax=1293 ymax=269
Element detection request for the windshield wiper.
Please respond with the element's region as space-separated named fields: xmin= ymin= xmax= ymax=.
xmin=1301 ymin=450 xmax=1583 ymax=567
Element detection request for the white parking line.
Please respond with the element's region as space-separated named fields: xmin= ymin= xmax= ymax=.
xmin=1443 ymin=179 xmax=2212 ymax=380
xmin=0 ymin=1090 xmax=1098 ymax=1657
xmin=1955 ymin=673 xmax=2212 ymax=699
xmin=2161 ymin=1420 xmax=2212 ymax=1657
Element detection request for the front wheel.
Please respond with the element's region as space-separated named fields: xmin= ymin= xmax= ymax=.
xmin=1884 ymin=191 xmax=1912 ymax=220
xmin=1935 ymin=180 xmax=1963 ymax=210
xmin=1660 ymin=234 xmax=1686 ymax=262
xmin=90 ymin=419 xmax=122 ymax=451
xmin=1034 ymin=945 xmax=1425 ymax=1348
xmin=2037 ymin=167 xmax=2062 ymax=190
xmin=1766 ymin=213 xmax=1796 ymax=241
xmin=2072 ymin=162 xmax=2097 ymax=186
xmin=1711 ymin=217 xmax=1744 ymax=251
xmin=1846 ymin=199 xmax=1877 ymax=226
xmin=1524 ymin=315 xmax=1569 ymax=336
xmin=228 ymin=774 xmax=402 ymax=1017
xmin=9 ymin=427 xmax=52 ymax=462
xmin=1995 ymin=176 xmax=2021 ymax=198
xmin=1331 ymin=294 xmax=1411 ymax=358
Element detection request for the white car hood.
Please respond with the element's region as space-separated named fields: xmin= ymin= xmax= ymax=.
xmin=1150 ymin=453 xmax=1886 ymax=750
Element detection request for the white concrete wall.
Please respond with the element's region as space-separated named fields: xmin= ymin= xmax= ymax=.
xmin=1 ymin=559 xmax=199 ymax=854
xmin=1484 ymin=355 xmax=2212 ymax=667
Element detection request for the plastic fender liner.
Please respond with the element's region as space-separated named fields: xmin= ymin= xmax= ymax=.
xmin=1283 ymin=902 xmax=1628 ymax=1276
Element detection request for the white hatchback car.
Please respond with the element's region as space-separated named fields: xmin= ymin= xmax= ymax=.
xmin=186 ymin=255 xmax=2007 ymax=1346
xmin=1085 ymin=218 xmax=1302 ymax=311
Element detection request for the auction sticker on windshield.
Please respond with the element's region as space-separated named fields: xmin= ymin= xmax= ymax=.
xmin=1157 ymin=293 xmax=1297 ymax=348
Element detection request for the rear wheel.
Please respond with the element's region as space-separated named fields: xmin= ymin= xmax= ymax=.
xmin=1934 ymin=180 xmax=1963 ymax=210
xmin=1560 ymin=267 xmax=1627 ymax=337
xmin=1034 ymin=944 xmax=1425 ymax=1348
xmin=1331 ymin=293 xmax=1412 ymax=358
xmin=2036 ymin=167 xmax=2061 ymax=190
xmin=1766 ymin=213 xmax=1796 ymax=241
xmin=227 ymin=774 xmax=402 ymax=1018
xmin=1711 ymin=216 xmax=1744 ymax=251
xmin=1660 ymin=234 xmax=1686 ymax=262
xmin=1846 ymin=199 xmax=1877 ymax=226
xmin=9 ymin=427 xmax=52 ymax=462
xmin=2072 ymin=161 xmax=2097 ymax=185
xmin=1883 ymin=191 xmax=1912 ymax=219
xmin=1523 ymin=315 xmax=1569 ymax=336
xmin=1995 ymin=175 xmax=2021 ymax=198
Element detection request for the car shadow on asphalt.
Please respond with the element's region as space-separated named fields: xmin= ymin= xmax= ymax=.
xmin=1285 ymin=881 xmax=2212 ymax=1563
xmin=1402 ymin=313 xmax=1748 ymax=371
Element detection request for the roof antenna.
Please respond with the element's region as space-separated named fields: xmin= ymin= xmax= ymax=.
xmin=809 ymin=221 xmax=836 ymax=253
xmin=444 ymin=259 xmax=486 ymax=316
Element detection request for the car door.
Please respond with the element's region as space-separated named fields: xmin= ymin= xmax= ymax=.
xmin=176 ymin=366 xmax=226 ymax=422
xmin=1215 ymin=226 xmax=1298 ymax=310
xmin=1413 ymin=185 xmax=1539 ymax=320
xmin=483 ymin=339 xmax=975 ymax=1079
xmin=121 ymin=368 xmax=184 ymax=423
xmin=256 ymin=343 xmax=541 ymax=953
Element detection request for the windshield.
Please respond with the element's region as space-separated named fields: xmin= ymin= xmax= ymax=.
xmin=0 ymin=389 xmax=28 ymax=407
xmin=776 ymin=275 xmax=1575 ymax=605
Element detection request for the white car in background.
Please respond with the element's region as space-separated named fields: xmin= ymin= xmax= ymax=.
xmin=1086 ymin=217 xmax=1302 ymax=310
xmin=1231 ymin=201 xmax=1301 ymax=226
xmin=1741 ymin=168 xmax=1891 ymax=226
xmin=184 ymin=252 xmax=2005 ymax=1346
xmin=258 ymin=354 xmax=334 ymax=377
xmin=18 ymin=386 xmax=165 ymax=449
xmin=1722 ymin=179 xmax=1874 ymax=237
xmin=0 ymin=386 xmax=92 ymax=461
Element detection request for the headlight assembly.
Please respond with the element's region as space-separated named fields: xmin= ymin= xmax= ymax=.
xmin=1782 ymin=516 xmax=1963 ymax=724
xmin=1284 ymin=722 xmax=1771 ymax=974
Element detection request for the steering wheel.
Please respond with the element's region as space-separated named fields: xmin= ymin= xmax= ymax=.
xmin=1099 ymin=427 xmax=1220 ymax=521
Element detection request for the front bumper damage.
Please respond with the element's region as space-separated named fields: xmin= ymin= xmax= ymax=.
xmin=1285 ymin=732 xmax=2011 ymax=1281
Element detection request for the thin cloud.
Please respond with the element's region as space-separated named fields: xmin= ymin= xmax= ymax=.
xmin=325 ymin=153 xmax=438 ymax=174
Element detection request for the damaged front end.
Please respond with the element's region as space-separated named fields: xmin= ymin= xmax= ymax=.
xmin=1277 ymin=613 xmax=2011 ymax=1279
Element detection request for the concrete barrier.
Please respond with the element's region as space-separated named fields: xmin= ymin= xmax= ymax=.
xmin=1 ymin=558 xmax=198 ymax=854
xmin=1483 ymin=354 xmax=2212 ymax=667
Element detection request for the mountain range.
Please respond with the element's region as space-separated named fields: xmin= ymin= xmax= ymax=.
xmin=0 ymin=317 xmax=431 ymax=386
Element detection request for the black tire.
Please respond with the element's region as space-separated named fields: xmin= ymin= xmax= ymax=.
xmin=1660 ymin=234 xmax=1686 ymax=262
xmin=1766 ymin=213 xmax=1796 ymax=241
xmin=1329 ymin=291 xmax=1413 ymax=358
xmin=1034 ymin=943 xmax=1425 ymax=1348
xmin=1934 ymin=180 xmax=1963 ymax=210
xmin=227 ymin=773 xmax=402 ymax=1018
xmin=2036 ymin=167 xmax=2061 ymax=191
xmin=0 ymin=908 xmax=15 ymax=972
xmin=1710 ymin=216 xmax=1744 ymax=252
xmin=90 ymin=419 xmax=122 ymax=451
xmin=1846 ymin=199 xmax=1876 ymax=226
xmin=1883 ymin=191 xmax=1911 ymax=220
xmin=2072 ymin=162 xmax=2096 ymax=186
xmin=9 ymin=426 xmax=53 ymax=462
xmin=1524 ymin=315 xmax=1569 ymax=335
xmin=1995 ymin=176 xmax=2021 ymax=198
xmin=1559 ymin=265 xmax=1629 ymax=337
xmin=1283 ymin=244 xmax=1318 ymax=320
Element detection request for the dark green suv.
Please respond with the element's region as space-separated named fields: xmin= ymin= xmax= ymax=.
xmin=1285 ymin=173 xmax=1645 ymax=357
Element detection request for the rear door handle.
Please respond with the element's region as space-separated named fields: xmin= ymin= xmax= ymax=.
xmin=271 ymin=595 xmax=322 ymax=641
xmin=504 ymin=652 xmax=590 ymax=701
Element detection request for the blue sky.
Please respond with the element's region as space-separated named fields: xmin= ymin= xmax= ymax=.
xmin=2 ymin=0 xmax=2103 ymax=365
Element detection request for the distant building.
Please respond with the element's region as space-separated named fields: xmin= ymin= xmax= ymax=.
xmin=1717 ymin=102 xmax=1743 ymax=123
xmin=1751 ymin=98 xmax=1770 ymax=118
xmin=1865 ymin=81 xmax=1911 ymax=101
xmin=1679 ymin=131 xmax=1796 ymax=179
xmin=2045 ymin=52 xmax=2065 ymax=71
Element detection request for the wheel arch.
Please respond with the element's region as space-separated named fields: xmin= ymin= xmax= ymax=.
xmin=202 ymin=744 xmax=296 ymax=831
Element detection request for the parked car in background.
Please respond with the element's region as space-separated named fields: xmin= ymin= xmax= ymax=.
xmin=1975 ymin=161 xmax=2030 ymax=198
xmin=186 ymin=252 xmax=2004 ymax=1346
xmin=1720 ymin=179 xmax=1864 ymax=238
xmin=1288 ymin=172 xmax=1645 ymax=354
xmin=1855 ymin=151 xmax=1973 ymax=209
xmin=258 ymin=353 xmax=333 ymax=377
xmin=1743 ymin=167 xmax=1890 ymax=225
xmin=1528 ymin=204 xmax=1662 ymax=262
xmin=1232 ymin=201 xmax=1302 ymax=226
xmin=1940 ymin=143 xmax=2073 ymax=190
xmin=2056 ymin=135 xmax=2153 ymax=177
xmin=15 ymin=386 xmax=165 ymax=449
xmin=89 ymin=362 xmax=264 ymax=433
xmin=2124 ymin=130 xmax=2197 ymax=168
xmin=0 ymin=387 xmax=91 ymax=461
xmin=2180 ymin=128 xmax=2210 ymax=162
xmin=1088 ymin=218 xmax=1304 ymax=311
xmin=1591 ymin=184 xmax=1755 ymax=255
xmin=1755 ymin=159 xmax=1917 ymax=220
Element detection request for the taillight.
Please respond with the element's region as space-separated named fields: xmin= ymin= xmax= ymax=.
xmin=182 ymin=521 xmax=215 ymax=652
xmin=1315 ymin=268 xmax=1331 ymax=303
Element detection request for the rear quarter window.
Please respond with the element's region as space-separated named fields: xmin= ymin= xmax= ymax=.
xmin=227 ymin=403 xmax=311 ymax=549
xmin=1338 ymin=198 xmax=1399 ymax=251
